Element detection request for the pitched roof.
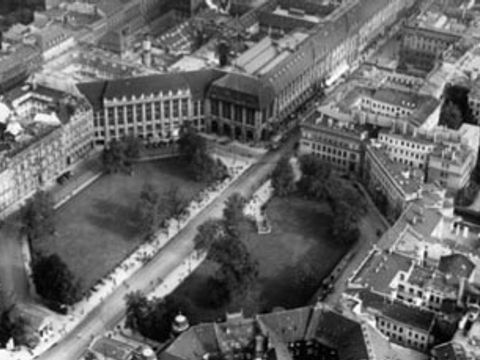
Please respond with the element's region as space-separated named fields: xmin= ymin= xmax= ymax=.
xmin=76 ymin=69 xmax=225 ymax=110
xmin=359 ymin=290 xmax=436 ymax=332
xmin=208 ymin=72 xmax=275 ymax=109
xmin=257 ymin=307 xmax=312 ymax=343
xmin=431 ymin=341 xmax=469 ymax=360
xmin=76 ymin=80 xmax=108 ymax=111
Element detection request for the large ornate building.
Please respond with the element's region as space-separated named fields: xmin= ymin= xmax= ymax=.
xmin=0 ymin=83 xmax=94 ymax=216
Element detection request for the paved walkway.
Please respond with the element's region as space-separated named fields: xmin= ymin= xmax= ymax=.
xmin=31 ymin=134 xmax=297 ymax=360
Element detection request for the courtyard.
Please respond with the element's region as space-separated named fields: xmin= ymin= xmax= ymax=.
xmin=171 ymin=195 xmax=351 ymax=323
xmin=33 ymin=158 xmax=205 ymax=293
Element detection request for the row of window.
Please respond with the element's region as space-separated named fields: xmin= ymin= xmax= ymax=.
xmin=211 ymin=100 xmax=256 ymax=126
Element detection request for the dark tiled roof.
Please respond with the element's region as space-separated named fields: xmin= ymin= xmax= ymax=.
xmin=257 ymin=307 xmax=312 ymax=343
xmin=76 ymin=69 xmax=225 ymax=111
xmin=164 ymin=324 xmax=218 ymax=360
xmin=438 ymin=254 xmax=475 ymax=280
xmin=208 ymin=72 xmax=275 ymax=110
xmin=359 ymin=290 xmax=436 ymax=332
xmin=76 ymin=80 xmax=108 ymax=111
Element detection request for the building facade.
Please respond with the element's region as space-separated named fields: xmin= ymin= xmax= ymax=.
xmin=359 ymin=290 xmax=436 ymax=353
xmin=0 ymin=84 xmax=94 ymax=215
xmin=77 ymin=70 xmax=224 ymax=146
xmin=364 ymin=142 xmax=423 ymax=214
xmin=427 ymin=144 xmax=475 ymax=191
xmin=299 ymin=109 xmax=368 ymax=175
xmin=400 ymin=25 xmax=461 ymax=71
xmin=207 ymin=73 xmax=276 ymax=142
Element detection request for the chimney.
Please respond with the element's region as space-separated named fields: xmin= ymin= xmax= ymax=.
xmin=463 ymin=225 xmax=469 ymax=238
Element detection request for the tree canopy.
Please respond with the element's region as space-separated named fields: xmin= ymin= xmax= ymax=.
xmin=178 ymin=127 xmax=228 ymax=183
xmin=223 ymin=193 xmax=247 ymax=237
xmin=32 ymin=253 xmax=82 ymax=306
xmin=271 ymin=156 xmax=296 ymax=197
xmin=0 ymin=309 xmax=36 ymax=348
xmin=125 ymin=291 xmax=191 ymax=342
xmin=20 ymin=191 xmax=55 ymax=242
xmin=439 ymin=101 xmax=463 ymax=129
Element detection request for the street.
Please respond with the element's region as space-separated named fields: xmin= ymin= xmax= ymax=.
xmin=35 ymin=134 xmax=297 ymax=360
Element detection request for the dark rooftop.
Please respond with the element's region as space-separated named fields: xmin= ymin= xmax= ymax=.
xmin=77 ymin=69 xmax=225 ymax=111
xmin=359 ymin=290 xmax=436 ymax=332
xmin=438 ymin=254 xmax=475 ymax=280
xmin=209 ymin=72 xmax=275 ymax=110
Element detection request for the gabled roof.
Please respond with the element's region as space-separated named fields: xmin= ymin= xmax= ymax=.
xmin=257 ymin=307 xmax=312 ymax=343
xmin=76 ymin=80 xmax=108 ymax=111
xmin=76 ymin=70 xmax=225 ymax=110
xmin=359 ymin=290 xmax=436 ymax=332
xmin=431 ymin=341 xmax=469 ymax=360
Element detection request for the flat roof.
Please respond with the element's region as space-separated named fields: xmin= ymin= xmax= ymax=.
xmin=367 ymin=143 xmax=424 ymax=196
xmin=350 ymin=250 xmax=412 ymax=294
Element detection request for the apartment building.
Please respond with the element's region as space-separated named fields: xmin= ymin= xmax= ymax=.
xmin=0 ymin=84 xmax=94 ymax=215
xmin=299 ymin=108 xmax=368 ymax=175
xmin=427 ymin=143 xmax=475 ymax=191
xmin=378 ymin=126 xmax=435 ymax=170
xmin=358 ymin=290 xmax=436 ymax=352
xmin=468 ymin=78 xmax=480 ymax=124
xmin=77 ymin=70 xmax=224 ymax=146
xmin=364 ymin=141 xmax=423 ymax=214
xmin=357 ymin=87 xmax=440 ymax=129
xmin=395 ymin=263 xmax=461 ymax=313
xmin=400 ymin=9 xmax=463 ymax=72
xmin=0 ymin=44 xmax=42 ymax=91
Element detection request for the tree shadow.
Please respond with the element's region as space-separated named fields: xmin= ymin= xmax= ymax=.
xmin=86 ymin=199 xmax=139 ymax=240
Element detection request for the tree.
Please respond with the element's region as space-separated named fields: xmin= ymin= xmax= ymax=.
xmin=271 ymin=156 xmax=296 ymax=197
xmin=297 ymin=155 xmax=333 ymax=200
xmin=193 ymin=219 xmax=225 ymax=251
xmin=178 ymin=127 xmax=207 ymax=162
xmin=123 ymin=135 xmax=142 ymax=159
xmin=0 ymin=309 xmax=35 ymax=348
xmin=102 ymin=139 xmax=126 ymax=174
xmin=20 ymin=191 xmax=55 ymax=242
xmin=136 ymin=183 xmax=161 ymax=237
xmin=165 ymin=185 xmax=188 ymax=219
xmin=223 ymin=193 xmax=247 ymax=237
xmin=439 ymin=101 xmax=463 ymax=129
xmin=124 ymin=291 xmax=191 ymax=342
xmin=125 ymin=291 xmax=152 ymax=333
xmin=191 ymin=151 xmax=228 ymax=183
xmin=178 ymin=127 xmax=228 ymax=183
xmin=32 ymin=253 xmax=82 ymax=306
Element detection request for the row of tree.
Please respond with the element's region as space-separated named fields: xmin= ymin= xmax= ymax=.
xmin=124 ymin=193 xmax=258 ymax=341
xmin=136 ymin=183 xmax=189 ymax=239
xmin=271 ymin=154 xmax=367 ymax=245
xmin=193 ymin=193 xmax=259 ymax=309
xmin=178 ymin=127 xmax=228 ymax=183
xmin=102 ymin=136 xmax=142 ymax=174
xmin=20 ymin=191 xmax=82 ymax=309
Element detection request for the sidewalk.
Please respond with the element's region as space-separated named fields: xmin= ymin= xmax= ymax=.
xmin=6 ymin=159 xmax=255 ymax=360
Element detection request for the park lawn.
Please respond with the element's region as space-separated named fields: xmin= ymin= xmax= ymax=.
xmin=33 ymin=158 xmax=205 ymax=293
xmin=172 ymin=195 xmax=350 ymax=324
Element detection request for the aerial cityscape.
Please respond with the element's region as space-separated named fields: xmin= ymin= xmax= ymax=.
xmin=0 ymin=0 xmax=480 ymax=359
